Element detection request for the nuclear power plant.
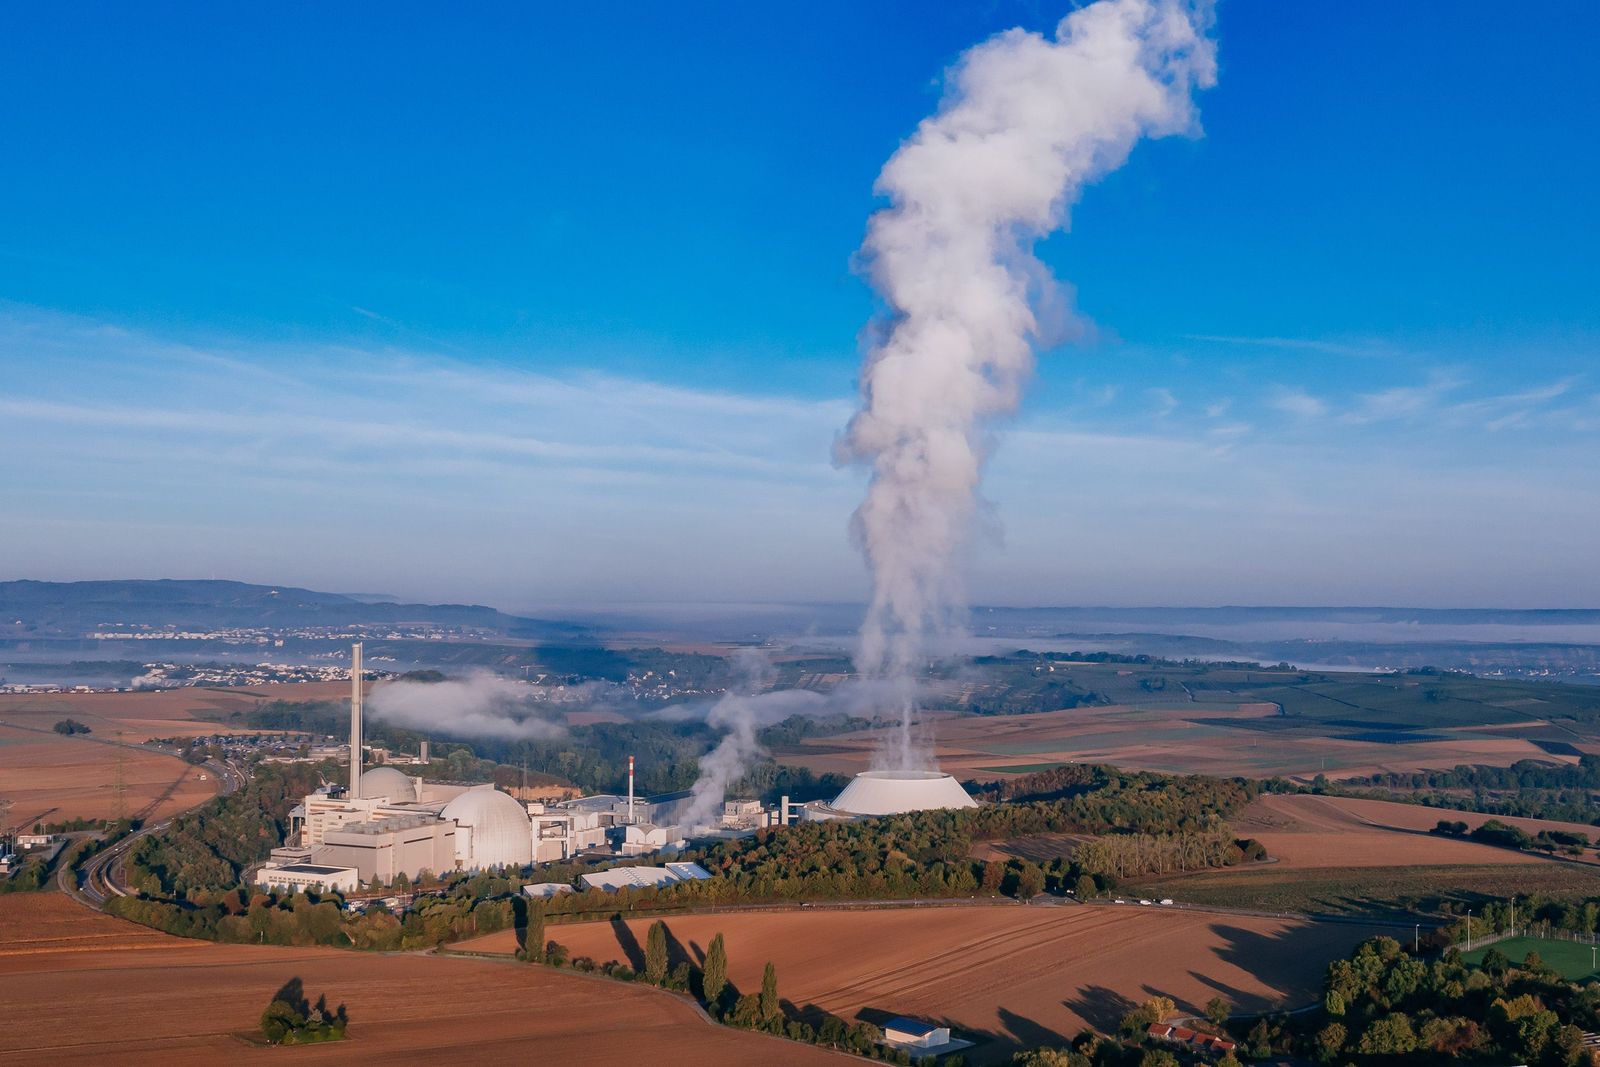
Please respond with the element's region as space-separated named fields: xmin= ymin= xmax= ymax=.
xmin=257 ymin=644 xmax=796 ymax=892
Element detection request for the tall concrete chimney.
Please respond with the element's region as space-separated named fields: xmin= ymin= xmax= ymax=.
xmin=627 ymin=755 xmax=635 ymax=825
xmin=349 ymin=642 xmax=363 ymax=799
xmin=420 ymin=738 xmax=429 ymax=764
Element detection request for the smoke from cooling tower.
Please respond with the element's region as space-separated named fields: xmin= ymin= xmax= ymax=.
xmin=679 ymin=650 xmax=828 ymax=831
xmin=840 ymin=0 xmax=1216 ymax=769
xmin=367 ymin=672 xmax=567 ymax=741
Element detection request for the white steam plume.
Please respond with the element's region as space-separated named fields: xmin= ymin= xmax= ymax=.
xmin=840 ymin=0 xmax=1216 ymax=769
xmin=678 ymin=651 xmax=827 ymax=831
xmin=367 ymin=672 xmax=567 ymax=741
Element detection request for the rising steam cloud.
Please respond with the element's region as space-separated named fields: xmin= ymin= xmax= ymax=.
xmin=367 ymin=672 xmax=567 ymax=741
xmin=840 ymin=0 xmax=1216 ymax=769
xmin=678 ymin=650 xmax=826 ymax=831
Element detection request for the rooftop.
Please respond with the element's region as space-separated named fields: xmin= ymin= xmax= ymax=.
xmin=885 ymin=1018 xmax=943 ymax=1038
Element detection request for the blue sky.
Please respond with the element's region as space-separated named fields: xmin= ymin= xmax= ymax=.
xmin=2 ymin=2 xmax=1597 ymax=609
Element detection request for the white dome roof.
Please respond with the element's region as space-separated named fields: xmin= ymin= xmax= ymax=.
xmin=828 ymin=771 xmax=977 ymax=816
xmin=360 ymin=766 xmax=418 ymax=800
xmin=440 ymin=785 xmax=532 ymax=869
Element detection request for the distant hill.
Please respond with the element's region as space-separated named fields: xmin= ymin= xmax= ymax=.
xmin=0 ymin=579 xmax=590 ymax=640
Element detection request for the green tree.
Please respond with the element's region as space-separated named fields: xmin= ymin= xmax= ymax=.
xmin=1205 ymin=996 xmax=1231 ymax=1026
xmin=1313 ymin=1022 xmax=1346 ymax=1062
xmin=760 ymin=961 xmax=780 ymax=1025
xmin=703 ymin=932 xmax=729 ymax=1009
xmin=1358 ymin=1013 xmax=1418 ymax=1056
xmin=1246 ymin=1020 xmax=1272 ymax=1059
xmin=1138 ymin=1051 xmax=1179 ymax=1067
xmin=1014 ymin=1052 xmax=1082 ymax=1067
xmin=1323 ymin=988 xmax=1345 ymax=1017
xmin=525 ymin=900 xmax=545 ymax=963
xmin=1074 ymin=873 xmax=1097 ymax=900
xmin=260 ymin=999 xmax=304 ymax=1044
xmin=645 ymin=919 xmax=669 ymax=985
xmin=1015 ymin=864 xmax=1045 ymax=899
xmin=1120 ymin=996 xmax=1176 ymax=1036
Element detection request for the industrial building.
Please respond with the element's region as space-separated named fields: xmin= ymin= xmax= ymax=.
xmin=258 ymin=645 xmax=773 ymax=890
xmin=258 ymin=863 xmax=361 ymax=894
xmin=578 ymin=861 xmax=712 ymax=893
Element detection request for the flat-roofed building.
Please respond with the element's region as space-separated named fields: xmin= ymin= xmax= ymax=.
xmin=257 ymin=863 xmax=360 ymax=894
xmin=579 ymin=861 xmax=712 ymax=893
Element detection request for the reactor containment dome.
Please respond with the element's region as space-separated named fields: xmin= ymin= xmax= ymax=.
xmin=359 ymin=766 xmax=420 ymax=802
xmin=805 ymin=770 xmax=978 ymax=820
xmin=441 ymin=784 xmax=534 ymax=869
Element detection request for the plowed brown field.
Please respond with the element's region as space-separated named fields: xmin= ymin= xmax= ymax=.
xmin=458 ymin=905 xmax=1389 ymax=1060
xmin=774 ymin=702 xmax=1560 ymax=783
xmin=0 ymin=682 xmax=347 ymax=830
xmin=1234 ymin=794 xmax=1600 ymax=870
xmin=0 ymin=894 xmax=845 ymax=1066
xmin=0 ymin=723 xmax=217 ymax=829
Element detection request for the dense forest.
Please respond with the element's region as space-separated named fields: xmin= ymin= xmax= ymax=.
xmin=126 ymin=762 xmax=325 ymax=896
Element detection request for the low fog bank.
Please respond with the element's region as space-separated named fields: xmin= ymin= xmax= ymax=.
xmin=367 ymin=672 xmax=567 ymax=740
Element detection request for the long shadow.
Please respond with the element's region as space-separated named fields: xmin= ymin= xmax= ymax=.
xmin=998 ymin=1006 xmax=1069 ymax=1053
xmin=1061 ymin=984 xmax=1138 ymax=1033
xmin=1205 ymin=920 xmax=1383 ymax=1012
xmin=510 ymin=895 xmax=528 ymax=953
xmin=272 ymin=977 xmax=308 ymax=1015
xmin=660 ymin=924 xmax=696 ymax=972
xmin=610 ymin=916 xmax=646 ymax=971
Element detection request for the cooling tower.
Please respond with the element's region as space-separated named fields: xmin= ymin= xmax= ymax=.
xmin=821 ymin=770 xmax=977 ymax=818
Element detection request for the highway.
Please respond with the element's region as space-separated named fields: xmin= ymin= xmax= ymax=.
xmin=55 ymin=756 xmax=244 ymax=910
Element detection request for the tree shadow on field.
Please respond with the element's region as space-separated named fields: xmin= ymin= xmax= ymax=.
xmin=272 ymin=977 xmax=308 ymax=1016
xmin=1207 ymin=921 xmax=1361 ymax=1008
xmin=660 ymin=924 xmax=696 ymax=971
xmin=998 ymin=1006 xmax=1068 ymax=1051
xmin=511 ymin=894 xmax=528 ymax=953
xmin=611 ymin=916 xmax=645 ymax=971
xmin=1063 ymin=984 xmax=1137 ymax=1033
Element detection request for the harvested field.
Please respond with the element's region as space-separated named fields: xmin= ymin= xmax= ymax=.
xmin=773 ymin=702 xmax=1566 ymax=783
xmin=0 ymin=682 xmax=347 ymax=830
xmin=1233 ymin=794 xmax=1600 ymax=870
xmin=1231 ymin=794 xmax=1583 ymax=871
xmin=457 ymin=905 xmax=1389 ymax=1061
xmin=0 ymin=723 xmax=217 ymax=829
xmin=0 ymin=894 xmax=844 ymax=1066
xmin=1130 ymin=794 xmax=1600 ymax=914
xmin=0 ymin=681 xmax=348 ymax=741
xmin=1132 ymin=863 xmax=1600 ymax=916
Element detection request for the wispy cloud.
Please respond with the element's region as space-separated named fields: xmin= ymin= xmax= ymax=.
xmin=1267 ymin=386 xmax=1327 ymax=419
xmin=1184 ymin=333 xmax=1399 ymax=359
xmin=4 ymin=305 xmax=1599 ymax=608
xmin=1147 ymin=387 xmax=1179 ymax=418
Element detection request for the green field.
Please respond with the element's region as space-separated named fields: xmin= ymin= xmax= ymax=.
xmin=1131 ymin=864 xmax=1600 ymax=918
xmin=1462 ymin=937 xmax=1600 ymax=981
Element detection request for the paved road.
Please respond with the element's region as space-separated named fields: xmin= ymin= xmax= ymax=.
xmin=55 ymin=756 xmax=243 ymax=909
